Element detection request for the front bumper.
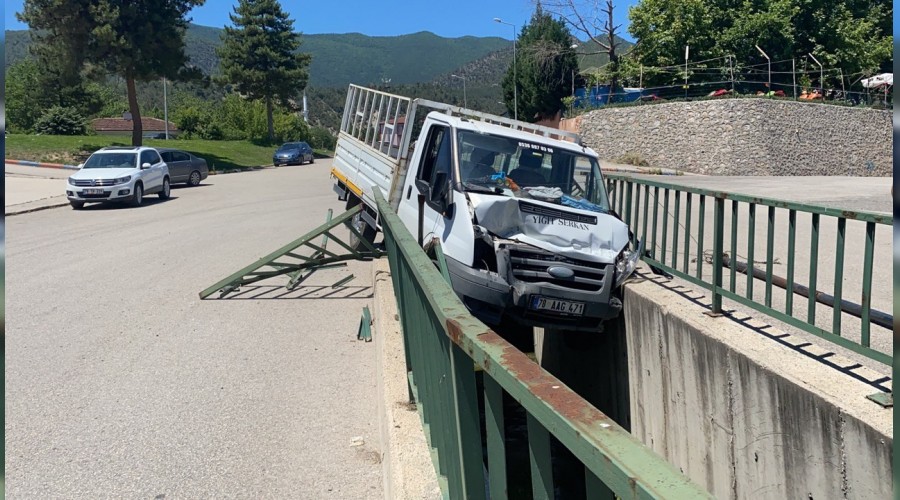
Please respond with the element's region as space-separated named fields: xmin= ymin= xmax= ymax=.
xmin=66 ymin=185 xmax=135 ymax=203
xmin=444 ymin=249 xmax=622 ymax=332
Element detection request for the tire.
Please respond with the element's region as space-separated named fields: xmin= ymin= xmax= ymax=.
xmin=346 ymin=198 xmax=377 ymax=251
xmin=70 ymin=201 xmax=85 ymax=210
xmin=159 ymin=177 xmax=171 ymax=199
xmin=188 ymin=170 xmax=201 ymax=186
xmin=130 ymin=183 xmax=144 ymax=207
xmin=309 ymin=157 xmax=315 ymax=164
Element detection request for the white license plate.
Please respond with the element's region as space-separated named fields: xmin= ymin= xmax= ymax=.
xmin=530 ymin=296 xmax=585 ymax=315
xmin=84 ymin=188 xmax=104 ymax=195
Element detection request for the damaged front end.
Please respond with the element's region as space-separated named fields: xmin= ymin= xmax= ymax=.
xmin=446 ymin=194 xmax=641 ymax=332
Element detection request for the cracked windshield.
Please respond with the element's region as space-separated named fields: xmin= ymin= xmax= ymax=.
xmin=456 ymin=130 xmax=610 ymax=213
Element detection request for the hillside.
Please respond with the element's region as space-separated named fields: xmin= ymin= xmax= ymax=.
xmin=5 ymin=24 xmax=510 ymax=88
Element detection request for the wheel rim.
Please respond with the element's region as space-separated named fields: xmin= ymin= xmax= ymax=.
xmin=164 ymin=180 xmax=170 ymax=197
xmin=135 ymin=186 xmax=142 ymax=204
xmin=190 ymin=172 xmax=200 ymax=185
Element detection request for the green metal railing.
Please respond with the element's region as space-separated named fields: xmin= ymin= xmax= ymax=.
xmin=606 ymin=174 xmax=892 ymax=365
xmin=376 ymin=191 xmax=711 ymax=499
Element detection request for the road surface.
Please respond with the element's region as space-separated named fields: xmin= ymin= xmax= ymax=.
xmin=6 ymin=160 xmax=383 ymax=498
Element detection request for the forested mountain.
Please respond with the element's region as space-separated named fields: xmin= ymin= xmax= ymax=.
xmin=6 ymin=24 xmax=511 ymax=88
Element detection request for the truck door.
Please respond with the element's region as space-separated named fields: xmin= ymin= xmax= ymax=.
xmin=398 ymin=123 xmax=453 ymax=246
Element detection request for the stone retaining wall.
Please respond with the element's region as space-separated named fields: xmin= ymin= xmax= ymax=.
xmin=576 ymin=99 xmax=891 ymax=176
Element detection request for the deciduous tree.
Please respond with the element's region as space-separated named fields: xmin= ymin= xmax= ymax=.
xmin=18 ymin=0 xmax=205 ymax=145
xmin=218 ymin=0 xmax=311 ymax=142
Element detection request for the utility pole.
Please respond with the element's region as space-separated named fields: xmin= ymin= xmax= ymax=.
xmin=494 ymin=18 xmax=518 ymax=121
xmin=684 ymin=45 xmax=689 ymax=98
xmin=163 ymin=77 xmax=169 ymax=140
xmin=755 ymin=45 xmax=770 ymax=90
xmin=808 ymin=53 xmax=823 ymax=96
xmin=791 ymin=59 xmax=797 ymax=99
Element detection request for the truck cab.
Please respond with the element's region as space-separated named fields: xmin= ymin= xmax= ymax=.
xmin=395 ymin=112 xmax=639 ymax=331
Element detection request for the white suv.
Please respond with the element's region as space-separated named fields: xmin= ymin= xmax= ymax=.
xmin=66 ymin=146 xmax=171 ymax=209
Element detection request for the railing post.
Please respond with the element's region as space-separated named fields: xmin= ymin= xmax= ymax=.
xmin=710 ymin=196 xmax=725 ymax=315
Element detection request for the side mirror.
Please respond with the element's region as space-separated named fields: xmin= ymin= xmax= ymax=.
xmin=141 ymin=162 xmax=152 ymax=169
xmin=414 ymin=178 xmax=429 ymax=195
xmin=431 ymin=171 xmax=452 ymax=216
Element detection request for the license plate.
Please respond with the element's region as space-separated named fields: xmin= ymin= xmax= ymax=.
xmin=84 ymin=188 xmax=104 ymax=195
xmin=529 ymin=296 xmax=585 ymax=315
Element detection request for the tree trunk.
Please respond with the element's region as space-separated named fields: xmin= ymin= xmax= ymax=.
xmin=126 ymin=74 xmax=142 ymax=146
xmin=266 ymin=96 xmax=274 ymax=143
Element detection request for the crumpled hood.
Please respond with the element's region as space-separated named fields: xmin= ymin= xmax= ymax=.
xmin=469 ymin=194 xmax=629 ymax=264
xmin=70 ymin=168 xmax=137 ymax=180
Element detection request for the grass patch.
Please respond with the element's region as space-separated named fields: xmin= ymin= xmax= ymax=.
xmin=4 ymin=134 xmax=305 ymax=170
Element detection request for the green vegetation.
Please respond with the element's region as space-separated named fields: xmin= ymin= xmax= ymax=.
xmin=218 ymin=0 xmax=310 ymax=142
xmin=5 ymin=134 xmax=292 ymax=170
xmin=18 ymin=0 xmax=205 ymax=145
xmin=628 ymin=0 xmax=893 ymax=88
xmin=5 ymin=26 xmax=511 ymax=89
xmin=501 ymin=5 xmax=579 ymax=121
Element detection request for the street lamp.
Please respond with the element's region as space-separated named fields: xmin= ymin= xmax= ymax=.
xmin=493 ymin=17 xmax=517 ymax=121
xmin=451 ymin=74 xmax=467 ymax=109
xmin=808 ymin=53 xmax=824 ymax=96
xmin=755 ymin=45 xmax=771 ymax=89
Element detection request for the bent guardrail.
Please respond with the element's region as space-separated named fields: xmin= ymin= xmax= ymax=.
xmin=605 ymin=174 xmax=892 ymax=365
xmin=375 ymin=191 xmax=711 ymax=499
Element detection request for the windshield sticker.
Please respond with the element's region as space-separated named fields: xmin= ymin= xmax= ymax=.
xmin=518 ymin=142 xmax=553 ymax=153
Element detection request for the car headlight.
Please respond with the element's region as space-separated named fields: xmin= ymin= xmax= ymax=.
xmin=113 ymin=176 xmax=131 ymax=185
xmin=614 ymin=239 xmax=643 ymax=288
xmin=67 ymin=177 xmax=75 ymax=185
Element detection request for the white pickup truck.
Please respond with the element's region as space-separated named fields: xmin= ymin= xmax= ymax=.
xmin=331 ymin=85 xmax=640 ymax=331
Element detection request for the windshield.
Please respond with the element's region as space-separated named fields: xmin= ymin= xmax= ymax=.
xmin=455 ymin=130 xmax=610 ymax=212
xmin=278 ymin=144 xmax=299 ymax=151
xmin=83 ymin=153 xmax=137 ymax=169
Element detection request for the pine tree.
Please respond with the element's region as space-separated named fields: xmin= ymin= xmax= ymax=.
xmin=501 ymin=4 xmax=578 ymax=121
xmin=18 ymin=0 xmax=205 ymax=145
xmin=218 ymin=0 xmax=311 ymax=143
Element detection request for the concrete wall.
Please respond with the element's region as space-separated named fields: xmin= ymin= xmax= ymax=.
xmin=623 ymin=275 xmax=892 ymax=499
xmin=576 ymin=99 xmax=891 ymax=176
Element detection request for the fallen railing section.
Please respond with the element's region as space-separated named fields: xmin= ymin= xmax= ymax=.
xmin=376 ymin=191 xmax=710 ymax=499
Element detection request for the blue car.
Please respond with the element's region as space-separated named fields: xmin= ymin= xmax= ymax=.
xmin=273 ymin=142 xmax=314 ymax=166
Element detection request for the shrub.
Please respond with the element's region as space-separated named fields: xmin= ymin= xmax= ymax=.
xmin=616 ymin=152 xmax=650 ymax=167
xmin=308 ymin=126 xmax=337 ymax=150
xmin=35 ymin=106 xmax=87 ymax=135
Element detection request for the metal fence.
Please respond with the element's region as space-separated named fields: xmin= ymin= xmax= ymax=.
xmin=605 ymin=174 xmax=892 ymax=366
xmin=376 ymin=191 xmax=710 ymax=499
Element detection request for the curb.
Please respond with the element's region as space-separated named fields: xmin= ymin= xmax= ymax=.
xmin=6 ymin=159 xmax=80 ymax=170
xmin=372 ymin=259 xmax=442 ymax=500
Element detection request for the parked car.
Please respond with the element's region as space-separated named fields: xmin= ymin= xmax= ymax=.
xmin=66 ymin=146 xmax=170 ymax=209
xmin=273 ymin=142 xmax=314 ymax=166
xmin=158 ymin=148 xmax=209 ymax=186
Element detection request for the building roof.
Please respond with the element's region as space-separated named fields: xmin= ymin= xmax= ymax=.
xmin=91 ymin=117 xmax=179 ymax=132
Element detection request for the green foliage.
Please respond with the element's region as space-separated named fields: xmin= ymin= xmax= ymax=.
xmin=627 ymin=0 xmax=893 ymax=88
xmin=18 ymin=0 xmax=206 ymax=145
xmin=307 ymin=126 xmax=337 ymax=151
xmin=218 ymin=0 xmax=310 ymax=140
xmin=500 ymin=6 xmax=578 ymax=121
xmin=35 ymin=106 xmax=87 ymax=135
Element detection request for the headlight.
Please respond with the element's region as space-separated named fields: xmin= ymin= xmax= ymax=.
xmin=614 ymin=239 xmax=643 ymax=288
xmin=113 ymin=176 xmax=131 ymax=185
xmin=67 ymin=177 xmax=75 ymax=185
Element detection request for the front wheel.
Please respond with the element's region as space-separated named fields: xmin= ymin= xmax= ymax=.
xmin=130 ymin=183 xmax=144 ymax=207
xmin=158 ymin=177 xmax=171 ymax=199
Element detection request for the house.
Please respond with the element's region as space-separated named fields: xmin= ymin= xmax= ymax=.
xmin=91 ymin=115 xmax=179 ymax=138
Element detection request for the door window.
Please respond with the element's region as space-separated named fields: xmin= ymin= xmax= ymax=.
xmin=172 ymin=151 xmax=190 ymax=162
xmin=140 ymin=150 xmax=161 ymax=166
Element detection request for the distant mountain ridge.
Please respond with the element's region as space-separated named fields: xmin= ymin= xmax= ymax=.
xmin=5 ymin=23 xmax=512 ymax=88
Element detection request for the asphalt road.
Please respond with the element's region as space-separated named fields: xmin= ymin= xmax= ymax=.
xmin=6 ymin=161 xmax=383 ymax=498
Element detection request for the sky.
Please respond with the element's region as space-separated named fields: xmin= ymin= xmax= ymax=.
xmin=4 ymin=0 xmax=637 ymax=41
